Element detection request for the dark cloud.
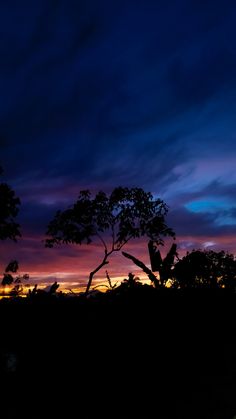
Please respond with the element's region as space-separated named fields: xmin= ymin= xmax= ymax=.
xmin=168 ymin=206 xmax=236 ymax=238
xmin=167 ymin=47 xmax=236 ymax=107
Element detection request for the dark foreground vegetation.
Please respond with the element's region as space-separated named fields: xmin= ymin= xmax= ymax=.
xmin=1 ymin=286 xmax=236 ymax=419
xmin=1 ymin=167 xmax=236 ymax=418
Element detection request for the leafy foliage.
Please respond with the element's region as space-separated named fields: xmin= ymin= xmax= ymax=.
xmin=148 ymin=241 xmax=178 ymax=286
xmin=46 ymin=187 xmax=174 ymax=248
xmin=0 ymin=167 xmax=21 ymax=241
xmin=1 ymin=260 xmax=29 ymax=295
xmin=45 ymin=187 xmax=174 ymax=293
xmin=122 ymin=250 xmax=159 ymax=287
xmin=173 ymin=249 xmax=236 ymax=289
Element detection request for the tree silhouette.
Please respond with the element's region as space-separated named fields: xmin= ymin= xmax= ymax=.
xmin=0 ymin=166 xmax=21 ymax=241
xmin=45 ymin=187 xmax=174 ymax=294
xmin=1 ymin=260 xmax=29 ymax=295
xmin=217 ymin=251 xmax=236 ymax=290
xmin=148 ymin=241 xmax=178 ymax=286
xmin=173 ymin=249 xmax=236 ymax=289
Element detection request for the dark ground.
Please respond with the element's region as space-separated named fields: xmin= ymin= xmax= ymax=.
xmin=1 ymin=288 xmax=236 ymax=418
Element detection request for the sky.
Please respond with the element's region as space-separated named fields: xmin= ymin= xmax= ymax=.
xmin=1 ymin=0 xmax=236 ymax=289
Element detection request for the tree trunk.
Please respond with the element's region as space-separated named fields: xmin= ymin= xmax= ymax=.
xmin=85 ymin=257 xmax=109 ymax=295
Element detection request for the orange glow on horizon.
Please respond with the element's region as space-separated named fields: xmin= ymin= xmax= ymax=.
xmin=0 ymin=233 xmax=235 ymax=290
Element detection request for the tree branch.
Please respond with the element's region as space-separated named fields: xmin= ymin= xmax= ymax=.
xmin=116 ymin=235 xmax=133 ymax=251
xmin=96 ymin=231 xmax=108 ymax=254
xmin=85 ymin=256 xmax=109 ymax=295
xmin=111 ymin=223 xmax=115 ymax=251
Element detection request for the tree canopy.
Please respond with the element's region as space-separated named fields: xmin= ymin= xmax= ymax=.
xmin=173 ymin=249 xmax=236 ymax=289
xmin=0 ymin=166 xmax=21 ymax=241
xmin=45 ymin=187 xmax=175 ymax=293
